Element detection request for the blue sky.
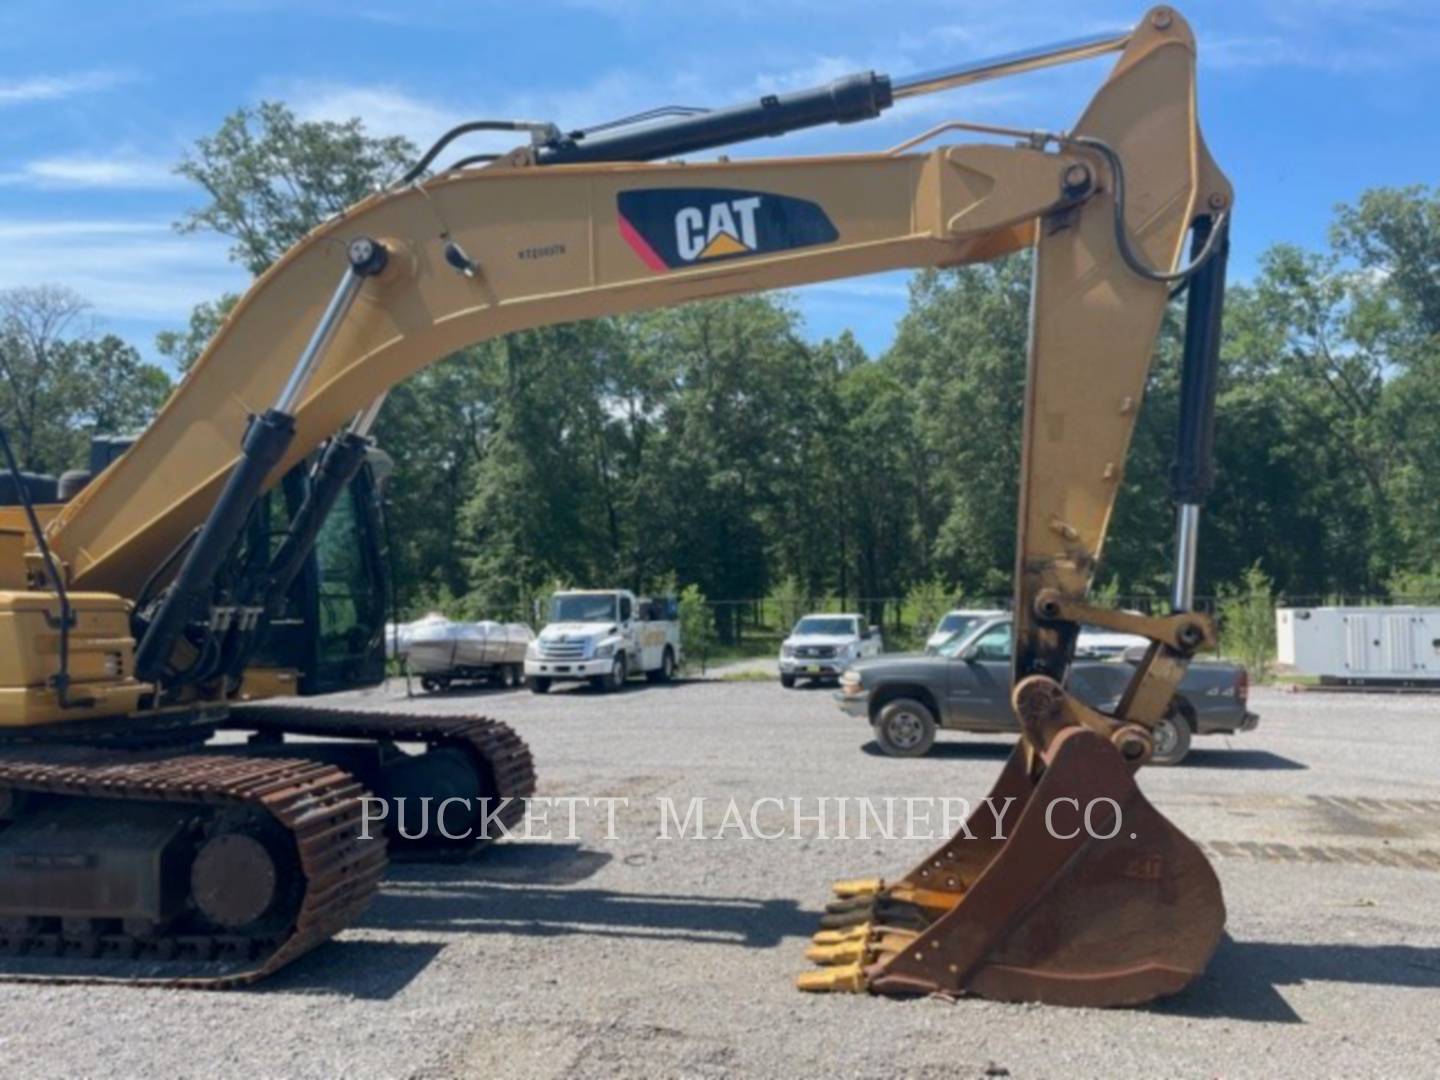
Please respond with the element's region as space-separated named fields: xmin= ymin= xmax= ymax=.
xmin=0 ymin=0 xmax=1436 ymax=367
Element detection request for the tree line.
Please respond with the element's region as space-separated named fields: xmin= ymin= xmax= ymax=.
xmin=3 ymin=104 xmax=1436 ymax=642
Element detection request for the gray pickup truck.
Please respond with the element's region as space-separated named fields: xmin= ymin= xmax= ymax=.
xmin=835 ymin=616 xmax=1257 ymax=765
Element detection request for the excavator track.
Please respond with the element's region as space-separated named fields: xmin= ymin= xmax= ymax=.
xmin=0 ymin=747 xmax=388 ymax=987
xmin=224 ymin=705 xmax=536 ymax=857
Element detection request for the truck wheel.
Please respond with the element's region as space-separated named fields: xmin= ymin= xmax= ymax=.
xmin=780 ymin=673 xmax=796 ymax=688
xmin=1150 ymin=709 xmax=1193 ymax=766
xmin=873 ymin=698 xmax=936 ymax=758
xmin=603 ymin=656 xmax=628 ymax=692
xmin=529 ymin=677 xmax=551 ymax=695
xmin=421 ymin=676 xmax=449 ymax=694
xmin=646 ymin=648 xmax=675 ymax=684
xmin=508 ymin=664 xmax=524 ymax=688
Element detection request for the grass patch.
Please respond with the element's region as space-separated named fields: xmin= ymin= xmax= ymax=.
xmin=718 ymin=669 xmax=779 ymax=682
xmin=695 ymin=640 xmax=782 ymax=665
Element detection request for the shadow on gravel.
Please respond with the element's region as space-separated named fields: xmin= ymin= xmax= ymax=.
xmin=860 ymin=739 xmax=1013 ymax=761
xmin=399 ymin=684 xmax=526 ymax=700
xmin=362 ymin=875 xmax=816 ymax=949
xmin=393 ymin=843 xmax=614 ymax=887
xmin=248 ymin=940 xmax=444 ymax=1000
xmin=1155 ymin=936 xmax=1440 ymax=1023
xmin=1181 ymin=749 xmax=1308 ymax=771
xmin=527 ymin=681 xmax=694 ymax=697
xmin=859 ymin=742 xmax=1307 ymax=770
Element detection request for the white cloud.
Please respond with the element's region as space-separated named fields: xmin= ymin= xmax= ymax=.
xmin=1201 ymin=26 xmax=1440 ymax=73
xmin=0 ymin=70 xmax=132 ymax=107
xmin=0 ymin=220 xmax=245 ymax=320
xmin=285 ymin=83 xmax=462 ymax=145
xmin=0 ymin=155 xmax=182 ymax=190
xmin=280 ymin=71 xmax=696 ymax=155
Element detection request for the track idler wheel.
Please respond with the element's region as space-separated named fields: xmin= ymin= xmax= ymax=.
xmin=190 ymin=815 xmax=304 ymax=935
xmin=796 ymin=680 xmax=1225 ymax=1007
xmin=376 ymin=747 xmax=488 ymax=852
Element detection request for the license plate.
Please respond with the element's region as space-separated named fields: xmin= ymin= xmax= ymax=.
xmin=806 ymin=665 xmax=820 ymax=673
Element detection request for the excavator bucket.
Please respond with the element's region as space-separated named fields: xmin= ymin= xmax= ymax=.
xmin=798 ymin=726 xmax=1224 ymax=1006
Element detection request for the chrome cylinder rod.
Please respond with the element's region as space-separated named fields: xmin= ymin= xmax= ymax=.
xmin=275 ymin=237 xmax=388 ymax=415
xmin=1172 ymin=503 xmax=1201 ymax=612
xmin=891 ymin=30 xmax=1131 ymax=100
xmin=349 ymin=392 xmax=389 ymax=438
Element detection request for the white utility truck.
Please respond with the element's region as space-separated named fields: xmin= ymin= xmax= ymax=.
xmin=525 ymin=589 xmax=681 ymax=693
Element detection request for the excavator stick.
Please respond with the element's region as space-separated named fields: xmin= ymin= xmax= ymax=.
xmin=798 ymin=7 xmax=1233 ymax=1007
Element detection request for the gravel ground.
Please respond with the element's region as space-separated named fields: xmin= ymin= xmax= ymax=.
xmin=3 ymin=679 xmax=1439 ymax=1078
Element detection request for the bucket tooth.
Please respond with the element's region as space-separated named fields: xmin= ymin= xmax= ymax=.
xmin=889 ymin=886 xmax=965 ymax=913
xmin=795 ymin=962 xmax=867 ymax=993
xmin=806 ymin=926 xmax=915 ymax=966
xmin=812 ymin=924 xmax=871 ymax=946
xmin=831 ymin=877 xmax=883 ymax=898
xmin=806 ymin=940 xmax=865 ymax=965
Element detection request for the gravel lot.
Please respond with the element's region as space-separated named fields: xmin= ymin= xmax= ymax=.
xmin=3 ymin=678 xmax=1438 ymax=1078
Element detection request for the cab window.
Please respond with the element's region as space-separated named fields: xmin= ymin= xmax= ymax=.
xmin=620 ymin=595 xmax=632 ymax=622
xmin=971 ymin=623 xmax=1013 ymax=662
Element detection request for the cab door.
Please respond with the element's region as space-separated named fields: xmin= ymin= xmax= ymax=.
xmin=944 ymin=621 xmax=1016 ymax=729
xmin=618 ymin=593 xmax=642 ymax=666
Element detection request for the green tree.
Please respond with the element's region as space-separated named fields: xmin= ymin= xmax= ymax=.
xmin=1217 ymin=563 xmax=1277 ymax=680
xmin=460 ymin=320 xmax=628 ymax=614
xmin=168 ymin=101 xmax=493 ymax=613
xmin=623 ymin=296 xmax=815 ymax=641
xmin=677 ymin=583 xmax=715 ymax=673
xmin=767 ymin=575 xmax=806 ymax=634
xmin=155 ymin=293 xmax=238 ymax=373
xmin=0 ymin=287 xmax=171 ymax=473
xmin=885 ymin=258 xmax=1031 ymax=594
xmin=1387 ymin=567 xmax=1440 ymax=604
xmin=175 ymin=102 xmax=415 ymax=276
xmin=903 ymin=575 xmax=953 ymax=648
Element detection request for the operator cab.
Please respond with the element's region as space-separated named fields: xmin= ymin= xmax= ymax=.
xmin=0 ymin=434 xmax=391 ymax=698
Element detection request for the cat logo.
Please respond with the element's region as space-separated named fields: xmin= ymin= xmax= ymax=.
xmin=617 ymin=187 xmax=838 ymax=271
xmin=674 ymin=196 xmax=763 ymax=261
xmin=1123 ymin=854 xmax=1165 ymax=881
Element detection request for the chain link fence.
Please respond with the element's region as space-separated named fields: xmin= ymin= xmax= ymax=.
xmin=702 ymin=593 xmax=1440 ymax=660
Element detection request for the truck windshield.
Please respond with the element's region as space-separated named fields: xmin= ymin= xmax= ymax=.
xmin=550 ymin=594 xmax=618 ymax=623
xmin=938 ymin=620 xmax=1012 ymax=659
xmin=793 ymin=617 xmax=857 ymax=636
xmin=936 ymin=613 xmax=981 ymax=637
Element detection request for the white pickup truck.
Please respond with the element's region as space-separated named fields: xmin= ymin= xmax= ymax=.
xmin=525 ymin=589 xmax=681 ymax=693
xmin=779 ymin=613 xmax=882 ymax=687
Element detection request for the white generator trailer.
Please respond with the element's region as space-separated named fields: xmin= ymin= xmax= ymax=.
xmin=1276 ymin=606 xmax=1440 ymax=688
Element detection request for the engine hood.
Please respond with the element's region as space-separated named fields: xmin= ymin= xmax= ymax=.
xmin=850 ymin=653 xmax=947 ymax=680
xmin=784 ymin=633 xmax=859 ymax=648
xmin=539 ymin=622 xmax=618 ymax=641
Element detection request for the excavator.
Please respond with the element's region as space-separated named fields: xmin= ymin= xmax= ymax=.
xmin=1 ymin=6 xmax=1230 ymax=1004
